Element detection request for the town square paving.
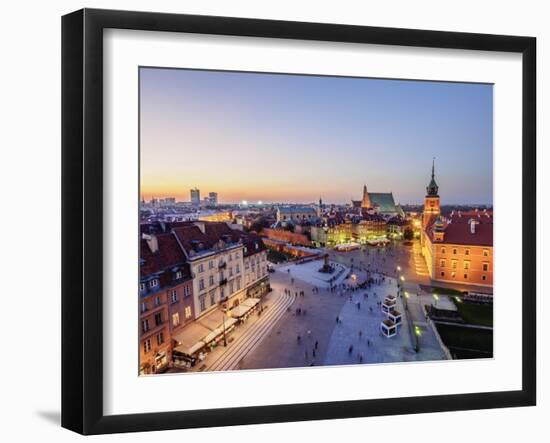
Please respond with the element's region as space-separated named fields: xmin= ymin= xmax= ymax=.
xmin=176 ymin=243 xmax=448 ymax=373
xmin=240 ymin=246 xmax=447 ymax=370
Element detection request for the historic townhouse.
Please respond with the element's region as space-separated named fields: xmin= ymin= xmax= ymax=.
xmin=172 ymin=222 xmax=247 ymax=318
xmin=139 ymin=233 xmax=194 ymax=375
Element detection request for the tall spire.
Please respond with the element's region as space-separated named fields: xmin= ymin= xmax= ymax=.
xmin=361 ymin=184 xmax=371 ymax=208
xmin=426 ymin=157 xmax=439 ymax=197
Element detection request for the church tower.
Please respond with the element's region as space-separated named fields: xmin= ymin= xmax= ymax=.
xmin=423 ymin=158 xmax=440 ymax=228
xmin=361 ymin=184 xmax=371 ymax=209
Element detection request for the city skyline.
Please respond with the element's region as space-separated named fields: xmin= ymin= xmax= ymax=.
xmin=140 ymin=68 xmax=493 ymax=205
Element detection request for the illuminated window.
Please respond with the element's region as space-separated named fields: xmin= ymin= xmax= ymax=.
xmin=451 ymin=272 xmax=456 ymax=278
xmin=184 ymin=306 xmax=192 ymax=318
xmin=172 ymin=312 xmax=180 ymax=327
xmin=452 ymin=260 xmax=457 ymax=269
xmin=439 ymin=259 xmax=446 ymax=268
xmin=464 ymin=261 xmax=470 ymax=270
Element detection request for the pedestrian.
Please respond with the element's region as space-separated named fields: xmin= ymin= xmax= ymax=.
xmin=312 ymin=349 xmax=316 ymax=358
xmin=336 ymin=316 xmax=339 ymax=324
xmin=297 ymin=335 xmax=301 ymax=342
xmin=348 ymin=344 xmax=353 ymax=354
xmin=315 ymin=340 xmax=319 ymax=350
xmin=358 ymin=330 xmax=362 ymax=339
xmin=357 ymin=302 xmax=361 ymax=310
xmin=359 ymin=352 xmax=364 ymax=363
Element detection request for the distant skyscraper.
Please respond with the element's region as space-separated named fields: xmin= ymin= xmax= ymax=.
xmin=208 ymin=192 xmax=218 ymax=205
xmin=190 ymin=188 xmax=200 ymax=205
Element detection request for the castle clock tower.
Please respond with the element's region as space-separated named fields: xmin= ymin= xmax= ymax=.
xmin=423 ymin=158 xmax=440 ymax=228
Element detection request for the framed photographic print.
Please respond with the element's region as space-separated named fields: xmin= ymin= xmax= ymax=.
xmin=61 ymin=8 xmax=536 ymax=435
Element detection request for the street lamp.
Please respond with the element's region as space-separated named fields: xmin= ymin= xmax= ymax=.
xmin=222 ymin=313 xmax=227 ymax=347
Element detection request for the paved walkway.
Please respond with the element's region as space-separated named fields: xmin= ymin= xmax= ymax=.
xmin=240 ymin=267 xmax=361 ymax=369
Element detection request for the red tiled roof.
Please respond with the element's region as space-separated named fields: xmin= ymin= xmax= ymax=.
xmin=140 ymin=233 xmax=188 ymax=279
xmin=172 ymin=225 xmax=213 ymax=254
xmin=428 ymin=212 xmax=493 ymax=247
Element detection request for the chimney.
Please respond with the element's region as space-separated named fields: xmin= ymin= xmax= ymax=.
xmin=142 ymin=233 xmax=159 ymax=253
xmin=193 ymin=221 xmax=206 ymax=233
xmin=468 ymin=218 xmax=478 ymax=234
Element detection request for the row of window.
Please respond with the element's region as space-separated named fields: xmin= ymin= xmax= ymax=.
xmin=196 ymin=253 xmax=241 ymax=273
xmin=171 ymin=307 xmax=192 ymax=328
xmin=439 ymin=247 xmax=490 ymax=257
xmin=439 ymin=260 xmax=490 ymax=272
xmin=141 ymin=285 xmax=192 ymax=312
xmin=198 ymin=266 xmax=241 ymax=291
xmin=143 ymin=332 xmax=164 ymax=353
xmin=440 ymin=271 xmax=488 ymax=281
xmin=244 ymin=253 xmax=266 ymax=269
xmin=140 ymin=270 xmax=186 ymax=292
xmin=141 ymin=312 xmax=163 ymax=333
xmin=198 ymin=277 xmax=243 ymax=312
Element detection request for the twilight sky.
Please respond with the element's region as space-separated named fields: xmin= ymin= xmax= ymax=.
xmin=140 ymin=67 xmax=493 ymax=205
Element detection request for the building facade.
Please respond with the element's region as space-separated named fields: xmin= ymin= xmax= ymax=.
xmin=172 ymin=223 xmax=246 ymax=317
xmin=420 ymin=161 xmax=493 ymax=290
xmin=422 ymin=212 xmax=493 ymax=288
xmin=276 ymin=206 xmax=317 ymax=222
xmin=139 ymin=233 xmax=194 ymax=375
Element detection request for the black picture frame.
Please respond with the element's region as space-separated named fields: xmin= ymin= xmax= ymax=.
xmin=62 ymin=8 xmax=536 ymax=435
